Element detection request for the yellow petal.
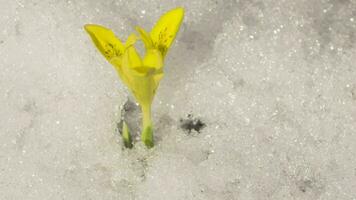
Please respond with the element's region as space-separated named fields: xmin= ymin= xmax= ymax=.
xmin=150 ymin=7 xmax=184 ymax=57
xmin=125 ymin=33 xmax=138 ymax=48
xmin=122 ymin=46 xmax=156 ymax=77
xmin=142 ymin=49 xmax=163 ymax=70
xmin=124 ymin=46 xmax=142 ymax=69
xmin=132 ymin=76 xmax=155 ymax=107
xmin=136 ymin=26 xmax=153 ymax=49
xmin=110 ymin=56 xmax=131 ymax=87
xmin=120 ymin=49 xmax=140 ymax=94
xmin=122 ymin=51 xmax=154 ymax=105
xmin=152 ymin=72 xmax=164 ymax=92
xmin=84 ymin=24 xmax=125 ymax=62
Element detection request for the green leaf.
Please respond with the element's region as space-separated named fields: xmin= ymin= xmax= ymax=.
xmin=122 ymin=121 xmax=133 ymax=148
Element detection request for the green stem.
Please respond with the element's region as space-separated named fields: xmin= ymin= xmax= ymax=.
xmin=141 ymin=104 xmax=154 ymax=148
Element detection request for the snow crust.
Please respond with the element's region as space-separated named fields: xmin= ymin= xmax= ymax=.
xmin=0 ymin=0 xmax=356 ymax=199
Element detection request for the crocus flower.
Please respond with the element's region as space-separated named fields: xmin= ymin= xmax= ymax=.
xmin=84 ymin=7 xmax=184 ymax=148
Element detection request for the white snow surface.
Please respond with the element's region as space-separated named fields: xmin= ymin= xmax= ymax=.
xmin=1 ymin=0 xmax=356 ymax=199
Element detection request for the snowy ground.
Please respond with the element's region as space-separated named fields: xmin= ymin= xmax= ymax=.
xmin=1 ymin=0 xmax=356 ymax=199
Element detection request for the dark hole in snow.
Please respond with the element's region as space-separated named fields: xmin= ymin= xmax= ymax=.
xmin=297 ymin=179 xmax=314 ymax=193
xmin=179 ymin=114 xmax=206 ymax=134
xmin=123 ymin=99 xmax=138 ymax=113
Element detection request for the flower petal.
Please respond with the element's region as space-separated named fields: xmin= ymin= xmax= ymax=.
xmin=121 ymin=49 xmax=155 ymax=106
xmin=152 ymin=72 xmax=164 ymax=93
xmin=84 ymin=24 xmax=125 ymax=62
xmin=125 ymin=33 xmax=138 ymax=48
xmin=142 ymin=49 xmax=163 ymax=70
xmin=136 ymin=26 xmax=154 ymax=49
xmin=124 ymin=46 xmax=142 ymax=69
xmin=150 ymin=7 xmax=184 ymax=57
xmin=110 ymin=56 xmax=131 ymax=87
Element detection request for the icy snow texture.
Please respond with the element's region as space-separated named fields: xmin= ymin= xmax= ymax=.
xmin=1 ymin=0 xmax=356 ymax=199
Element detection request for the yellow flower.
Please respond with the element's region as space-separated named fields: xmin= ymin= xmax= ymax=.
xmin=84 ymin=7 xmax=184 ymax=148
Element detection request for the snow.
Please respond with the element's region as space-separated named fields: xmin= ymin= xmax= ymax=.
xmin=1 ymin=0 xmax=356 ymax=199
